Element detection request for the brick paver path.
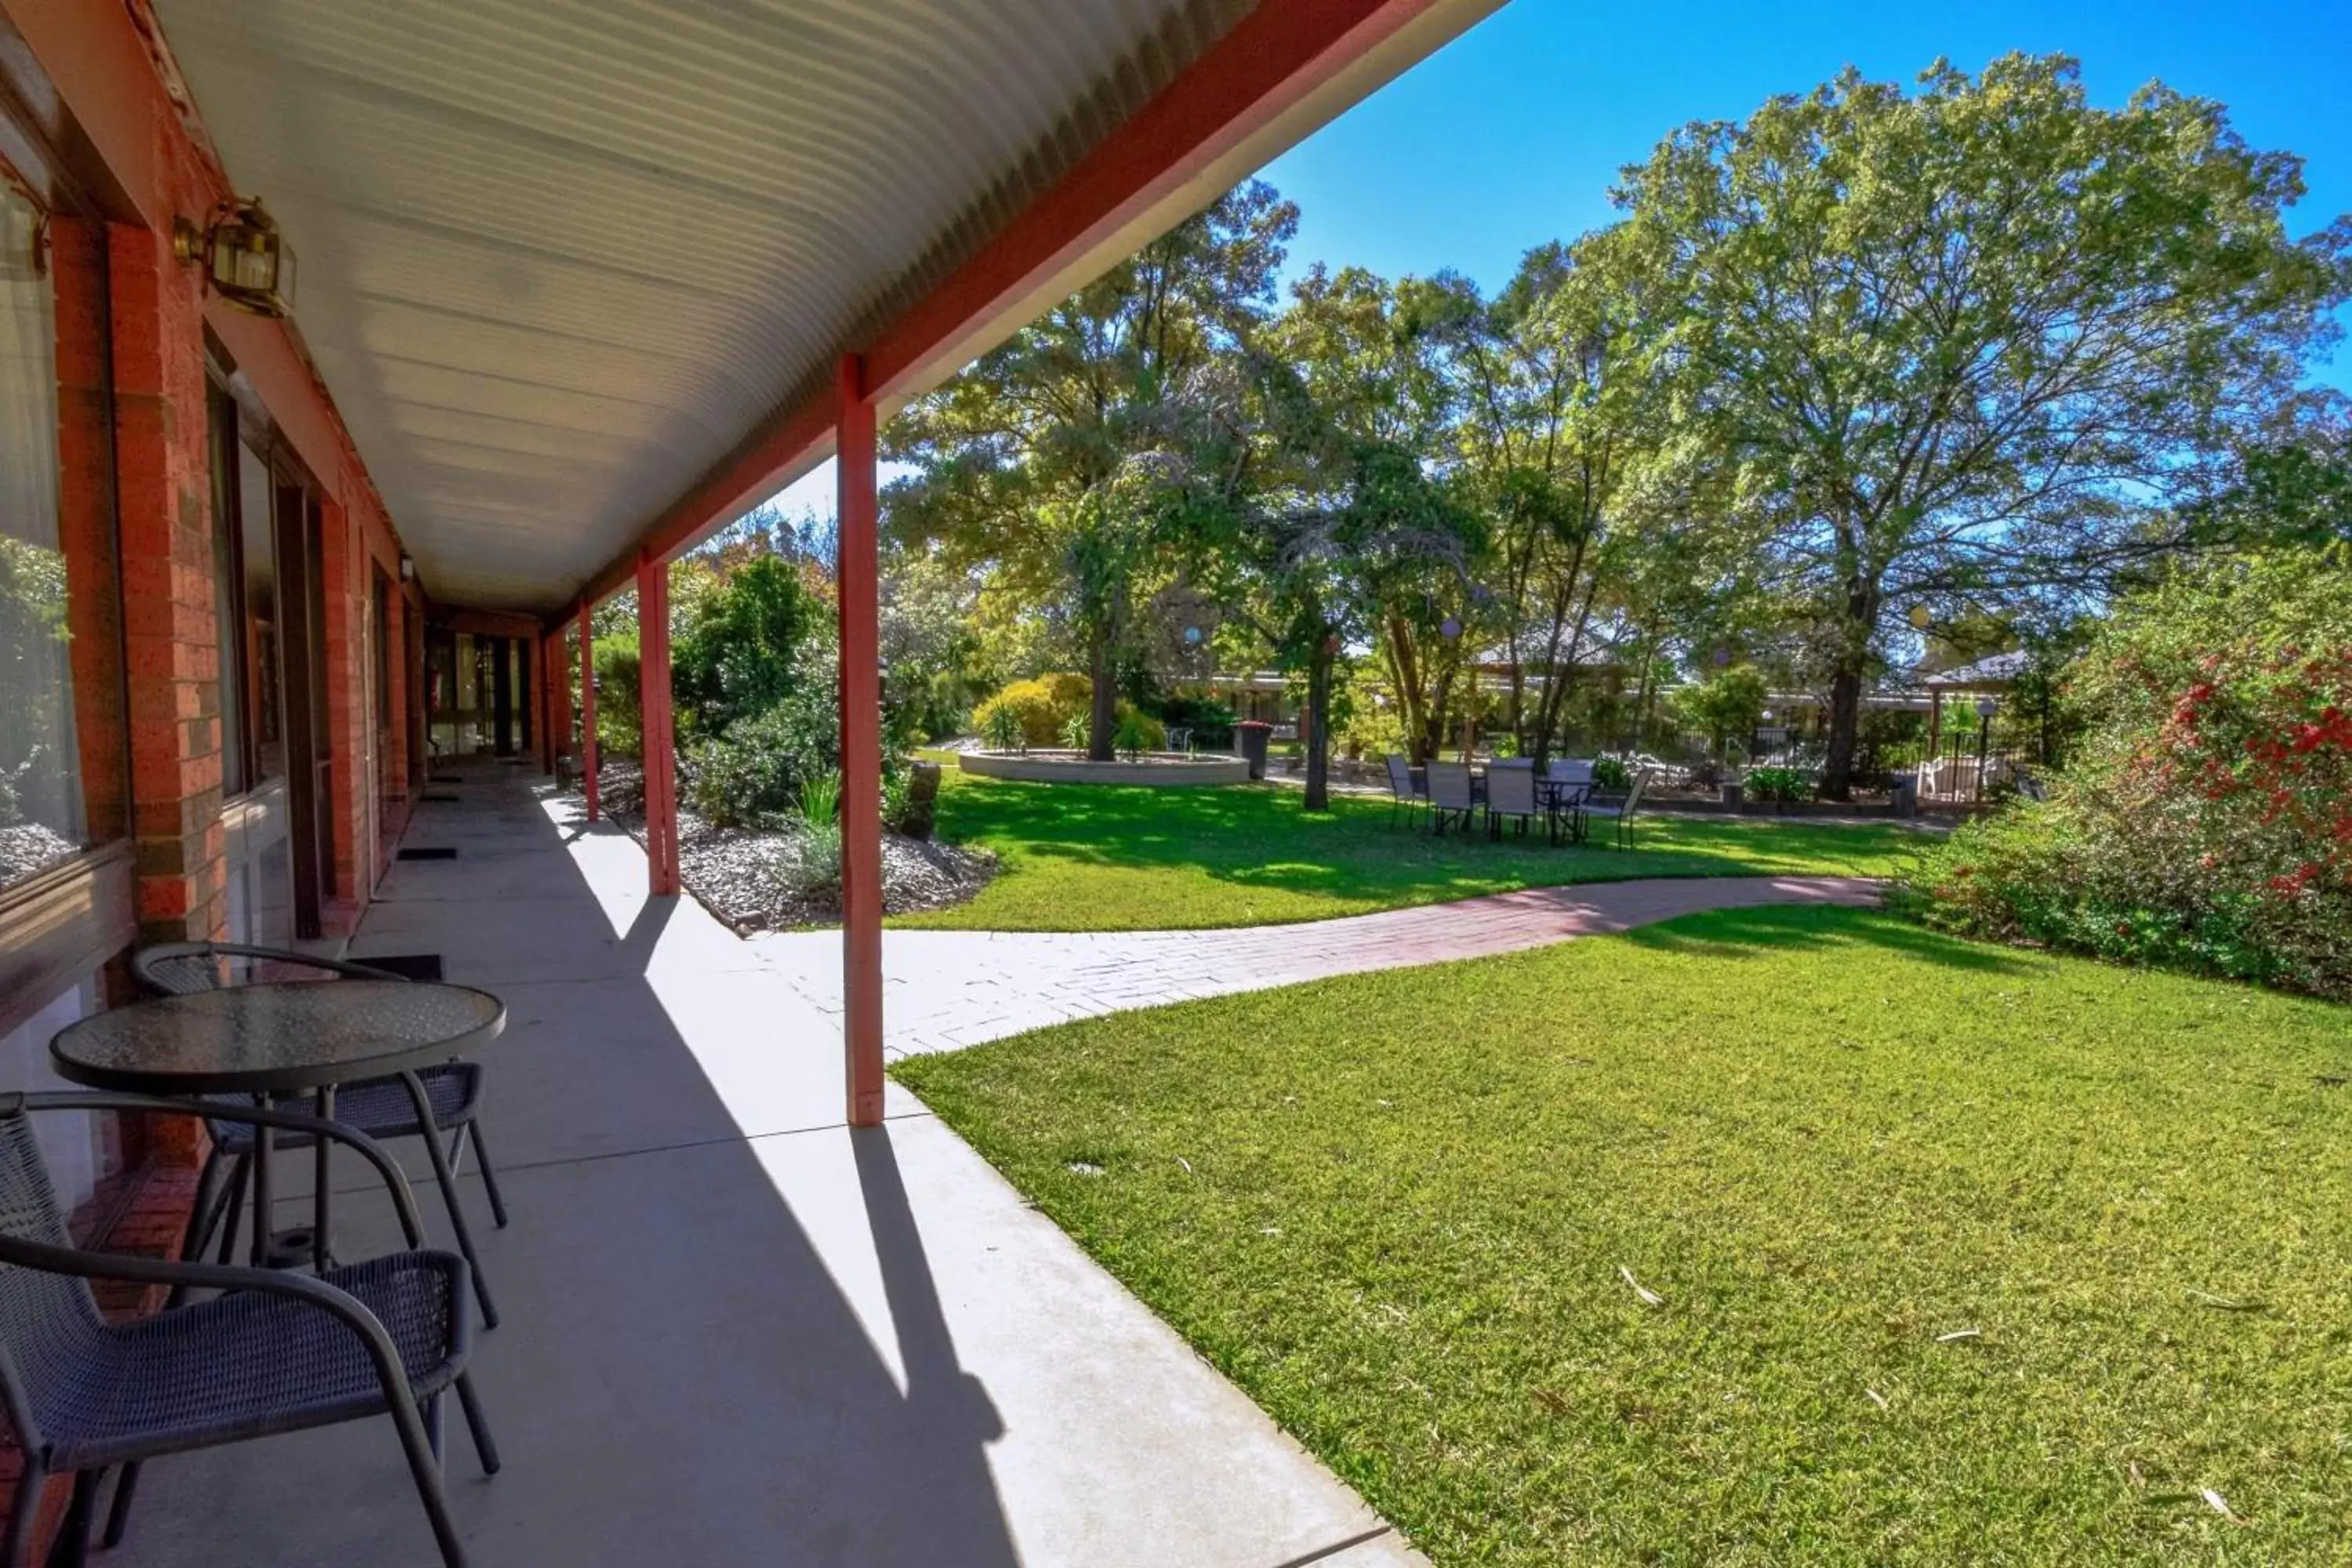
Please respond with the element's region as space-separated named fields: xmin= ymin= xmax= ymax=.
xmin=750 ymin=875 xmax=1880 ymax=1059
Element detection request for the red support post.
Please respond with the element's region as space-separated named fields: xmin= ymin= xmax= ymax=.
xmin=550 ymin=632 xmax=575 ymax=775
xmin=537 ymin=633 xmax=554 ymax=774
xmin=579 ymin=607 xmax=600 ymax=822
xmin=837 ymin=354 xmax=885 ymax=1127
xmin=637 ymin=556 xmax=681 ymax=896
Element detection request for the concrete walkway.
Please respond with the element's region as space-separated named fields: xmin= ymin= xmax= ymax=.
xmin=113 ymin=763 xmax=1874 ymax=1568
xmin=752 ymin=875 xmax=1879 ymax=1058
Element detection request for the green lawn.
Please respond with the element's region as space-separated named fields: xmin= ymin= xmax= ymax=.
xmin=895 ymin=905 xmax=2352 ymax=1565
xmin=896 ymin=769 xmax=1923 ymax=931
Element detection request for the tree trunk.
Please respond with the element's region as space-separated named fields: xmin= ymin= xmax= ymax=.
xmin=1304 ymin=643 xmax=1334 ymax=812
xmin=1820 ymin=659 xmax=1865 ymax=800
xmin=1383 ymin=610 xmax=1430 ymax=764
xmin=1087 ymin=632 xmax=1116 ymax=761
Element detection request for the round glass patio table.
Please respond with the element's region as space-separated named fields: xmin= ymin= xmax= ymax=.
xmin=49 ymin=980 xmax=505 ymax=1270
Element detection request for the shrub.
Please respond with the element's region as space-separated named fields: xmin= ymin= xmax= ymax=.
xmin=1590 ymin=755 xmax=1632 ymax=791
xmin=1677 ymin=665 xmax=1769 ymax=759
xmin=590 ymin=633 xmax=643 ymax=757
xmin=671 ymin=555 xmax=822 ymax=738
xmin=980 ymin=705 xmax=1024 ymax=753
xmin=1058 ymin=713 xmax=1090 ymax=751
xmin=779 ymin=771 xmax=843 ymax=898
xmin=1114 ymin=709 xmax=1156 ymax=760
xmin=1895 ymin=545 xmax=2352 ymax=1000
xmin=684 ymin=675 xmax=840 ymax=828
xmin=1154 ymin=695 xmax=1238 ymax=749
xmin=1335 ymin=700 xmax=1403 ymax=760
xmin=971 ymin=673 xmax=1092 ymax=748
xmin=1743 ymin=764 xmax=1810 ymax=802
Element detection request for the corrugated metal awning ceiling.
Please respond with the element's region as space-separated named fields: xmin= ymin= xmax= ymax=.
xmin=148 ymin=0 xmax=1280 ymax=612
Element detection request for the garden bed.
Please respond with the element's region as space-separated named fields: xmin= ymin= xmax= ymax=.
xmin=589 ymin=762 xmax=996 ymax=932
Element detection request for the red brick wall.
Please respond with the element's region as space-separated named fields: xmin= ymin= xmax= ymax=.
xmin=0 ymin=4 xmax=442 ymax=1554
xmin=108 ymin=210 xmax=229 ymax=946
xmin=318 ymin=489 xmax=364 ymax=920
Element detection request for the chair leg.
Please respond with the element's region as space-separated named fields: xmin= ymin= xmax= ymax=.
xmin=400 ymin=1074 xmax=499 ymax=1330
xmin=464 ymin=1123 xmax=510 ymax=1230
xmin=98 ymin=1462 xmax=141 ymax=1551
xmin=381 ymin=1384 xmax=470 ymax=1568
xmin=212 ymin=1153 xmax=251 ymax=1267
xmin=4 ymin=1457 xmax=42 ymax=1568
xmin=175 ymin=1146 xmax=223 ymax=1265
xmin=42 ymin=1470 xmax=93 ymax=1568
xmin=454 ymin=1372 xmax=502 ymax=1476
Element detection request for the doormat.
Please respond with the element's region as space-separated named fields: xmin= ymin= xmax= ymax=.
xmin=429 ymin=774 xmax=463 ymax=784
xmin=357 ymin=953 xmax=445 ymax=982
xmin=395 ymin=847 xmax=459 ymax=861
xmin=421 ymin=793 xmax=461 ymax=803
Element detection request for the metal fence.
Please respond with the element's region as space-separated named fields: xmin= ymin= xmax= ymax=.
xmin=1907 ymin=733 xmax=2042 ymax=804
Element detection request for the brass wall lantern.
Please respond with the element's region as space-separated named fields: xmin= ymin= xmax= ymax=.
xmin=174 ymin=197 xmax=296 ymax=318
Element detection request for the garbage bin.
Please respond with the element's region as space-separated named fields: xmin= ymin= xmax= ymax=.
xmin=1236 ymin=720 xmax=1273 ymax=781
xmin=1720 ymin=782 xmax=1744 ymax=809
xmin=1890 ymin=772 xmax=1918 ymax=818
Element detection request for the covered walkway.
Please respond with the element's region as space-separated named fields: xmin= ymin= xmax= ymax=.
xmin=113 ymin=760 xmax=1425 ymax=1567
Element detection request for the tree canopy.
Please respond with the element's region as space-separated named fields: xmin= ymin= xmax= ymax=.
xmin=1621 ymin=53 xmax=2350 ymax=793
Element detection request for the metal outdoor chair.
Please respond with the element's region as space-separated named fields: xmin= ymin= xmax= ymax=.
xmin=1383 ymin=753 xmax=1428 ymax=829
xmin=131 ymin=944 xmax=507 ymax=1331
xmin=1545 ymin=758 xmax=1595 ymax=842
xmin=1426 ymin=761 xmax=1476 ymax=835
xmin=1484 ymin=761 xmax=1543 ymax=841
xmin=0 ymin=1092 xmax=498 ymax=1568
xmin=1580 ymin=768 xmax=1650 ymax=849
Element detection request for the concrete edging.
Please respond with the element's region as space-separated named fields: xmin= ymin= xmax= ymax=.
xmin=959 ymin=750 xmax=1252 ymax=787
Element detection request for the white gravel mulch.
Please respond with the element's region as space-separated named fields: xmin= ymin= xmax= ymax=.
xmin=591 ymin=761 xmax=995 ymax=932
xmin=0 ymin=822 xmax=78 ymax=887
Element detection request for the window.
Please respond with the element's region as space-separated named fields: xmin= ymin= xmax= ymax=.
xmin=0 ymin=183 xmax=82 ymax=891
xmin=209 ymin=382 xmax=249 ymax=794
xmin=239 ymin=441 xmax=284 ymax=782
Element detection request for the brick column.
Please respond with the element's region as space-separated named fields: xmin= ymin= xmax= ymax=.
xmin=318 ymin=490 xmax=368 ymax=920
xmin=107 ymin=220 xmax=227 ymax=946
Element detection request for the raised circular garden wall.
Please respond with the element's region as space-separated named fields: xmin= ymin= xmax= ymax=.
xmin=958 ymin=750 xmax=1252 ymax=787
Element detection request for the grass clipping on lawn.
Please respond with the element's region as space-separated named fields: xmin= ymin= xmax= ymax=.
xmin=894 ymin=905 xmax=2352 ymax=1565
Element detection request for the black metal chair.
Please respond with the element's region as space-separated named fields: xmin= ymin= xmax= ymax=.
xmin=1382 ymin=753 xmax=1428 ymax=829
xmin=0 ymin=1092 xmax=497 ymax=1568
xmin=1483 ymin=761 xmax=1542 ymax=841
xmin=1426 ymin=760 xmax=1477 ymax=835
xmin=1579 ymin=768 xmax=1651 ymax=849
xmin=131 ymin=943 xmax=508 ymax=1334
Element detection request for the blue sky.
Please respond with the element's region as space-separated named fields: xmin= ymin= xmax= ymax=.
xmin=1261 ymin=0 xmax=2351 ymax=385
xmin=774 ymin=0 xmax=2349 ymax=520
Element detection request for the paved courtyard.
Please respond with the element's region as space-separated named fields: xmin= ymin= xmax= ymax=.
xmin=111 ymin=763 xmax=1872 ymax=1566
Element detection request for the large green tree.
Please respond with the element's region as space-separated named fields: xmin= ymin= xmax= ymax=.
xmin=1621 ymin=53 xmax=2350 ymax=796
xmin=886 ymin=181 xmax=1296 ymax=758
xmin=1442 ymin=230 xmax=1670 ymax=767
xmin=1271 ymin=264 xmax=1472 ymax=764
xmin=1154 ymin=343 xmax=1476 ymax=810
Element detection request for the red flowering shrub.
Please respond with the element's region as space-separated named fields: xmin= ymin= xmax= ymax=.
xmin=1898 ymin=546 xmax=2352 ymax=999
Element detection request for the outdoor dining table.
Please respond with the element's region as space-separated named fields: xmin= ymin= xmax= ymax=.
xmin=49 ymin=979 xmax=505 ymax=1272
xmin=1414 ymin=764 xmax=1592 ymax=841
xmin=1534 ymin=777 xmax=1593 ymax=841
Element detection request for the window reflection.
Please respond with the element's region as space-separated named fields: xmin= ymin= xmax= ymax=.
xmin=0 ymin=183 xmax=83 ymax=890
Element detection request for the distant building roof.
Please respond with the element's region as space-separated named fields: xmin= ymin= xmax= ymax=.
xmin=1926 ymin=650 xmax=2030 ymax=688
